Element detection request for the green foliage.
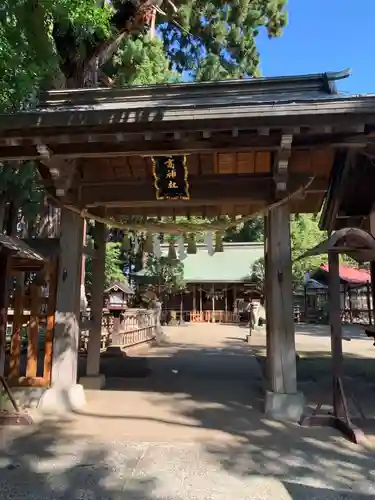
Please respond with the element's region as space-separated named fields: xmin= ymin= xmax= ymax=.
xmin=0 ymin=0 xmax=288 ymax=234
xmin=161 ymin=0 xmax=287 ymax=78
xmin=0 ymin=162 xmax=43 ymax=210
xmin=250 ymin=256 xmax=265 ymax=283
xmin=224 ymin=216 xmax=264 ymax=242
xmin=0 ymin=0 xmax=288 ymax=106
xmin=290 ymin=213 xmax=327 ymax=282
xmin=249 ymin=214 xmax=327 ymax=284
xmin=144 ymin=254 xmax=185 ymax=294
xmin=85 ymin=240 xmax=125 ymax=291
xmin=105 ymin=242 xmax=126 ymax=286
xmin=106 ymin=35 xmax=180 ymax=86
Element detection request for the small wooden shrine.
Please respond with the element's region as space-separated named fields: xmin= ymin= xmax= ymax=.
xmin=104 ymin=280 xmax=134 ymax=312
xmin=304 ymin=263 xmax=371 ymax=323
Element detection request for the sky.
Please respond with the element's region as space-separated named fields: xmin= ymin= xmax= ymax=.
xmin=257 ymin=0 xmax=375 ymax=95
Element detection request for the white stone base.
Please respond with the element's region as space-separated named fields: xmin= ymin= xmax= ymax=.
xmin=38 ymin=384 xmax=86 ymax=414
xmin=79 ymin=374 xmax=106 ymax=390
xmin=264 ymin=390 xmax=305 ymax=422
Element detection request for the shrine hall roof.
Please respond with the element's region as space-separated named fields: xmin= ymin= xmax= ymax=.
xmin=1 ymin=68 xmax=372 ymax=133
xmin=135 ymin=242 xmax=264 ymax=284
xmin=311 ymin=263 xmax=371 ymax=286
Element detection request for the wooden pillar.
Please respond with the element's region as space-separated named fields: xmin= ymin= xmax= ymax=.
xmin=366 ymin=282 xmax=372 ymax=325
xmin=264 ymin=205 xmax=304 ymax=421
xmin=192 ymin=284 xmax=196 ymax=312
xmin=369 ymin=210 xmax=375 ymax=324
xmin=112 ymin=315 xmax=122 ymax=345
xmin=328 ymin=251 xmax=344 ymax=416
xmin=180 ymin=292 xmax=184 ymax=323
xmin=224 ymin=287 xmax=228 ymax=321
xmin=264 ymin=215 xmax=271 ymax=384
xmin=80 ymin=219 xmax=88 ymax=313
xmin=199 ymin=287 xmax=202 ymax=313
xmin=347 ymin=286 xmax=353 ymax=323
xmin=212 ymin=283 xmax=215 ymax=323
xmin=38 ymin=208 xmax=85 ymax=412
xmin=83 ymin=220 xmax=106 ymax=388
xmin=0 ymin=250 xmax=10 ymax=376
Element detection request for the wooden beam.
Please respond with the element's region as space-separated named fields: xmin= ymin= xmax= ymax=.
xmin=0 ymin=135 xmax=281 ymax=161
xmin=0 ymin=131 xmax=373 ymax=162
xmin=79 ymin=174 xmax=328 ymax=192
xmin=77 ymin=174 xmax=320 ymax=207
xmin=0 ymin=126 xmax=372 ymax=148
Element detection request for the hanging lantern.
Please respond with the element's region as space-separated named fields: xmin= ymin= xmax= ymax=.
xmin=187 ymin=233 xmax=197 ymax=254
xmin=143 ymin=232 xmax=153 ymax=254
xmin=205 ymin=231 xmax=214 ymax=256
xmin=168 ymin=240 xmax=177 ymax=260
xmin=122 ymin=233 xmax=131 ymax=251
xmin=215 ymin=232 xmax=223 ymax=252
xmin=178 ymin=236 xmax=187 ymax=261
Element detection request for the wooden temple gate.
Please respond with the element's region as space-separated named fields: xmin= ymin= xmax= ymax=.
xmin=1 ymin=70 xmax=375 ymax=426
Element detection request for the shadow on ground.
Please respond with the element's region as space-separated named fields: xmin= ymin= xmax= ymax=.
xmin=75 ymin=327 xmax=375 ymax=497
xmin=0 ymin=420 xmax=158 ymax=499
xmin=3 ymin=325 xmax=375 ymax=499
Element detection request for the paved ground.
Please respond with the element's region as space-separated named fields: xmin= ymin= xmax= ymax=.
xmin=1 ymin=323 xmax=375 ymax=499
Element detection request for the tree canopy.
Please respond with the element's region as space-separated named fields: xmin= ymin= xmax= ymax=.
xmin=1 ymin=0 xmax=287 ymax=97
xmin=0 ymin=0 xmax=291 ymax=289
xmin=144 ymin=254 xmax=186 ymax=294
xmin=0 ymin=0 xmax=288 ymax=236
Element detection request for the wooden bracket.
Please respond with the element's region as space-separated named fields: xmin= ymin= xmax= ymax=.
xmin=274 ymin=133 xmax=293 ymax=195
xmin=37 ymin=144 xmax=77 ymax=197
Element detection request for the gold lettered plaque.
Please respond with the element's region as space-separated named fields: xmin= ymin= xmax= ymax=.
xmin=152 ymin=155 xmax=190 ymax=200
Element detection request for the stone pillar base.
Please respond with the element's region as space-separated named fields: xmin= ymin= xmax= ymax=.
xmin=79 ymin=374 xmax=106 ymax=390
xmin=37 ymin=384 xmax=86 ymax=414
xmin=264 ymin=390 xmax=305 ymax=422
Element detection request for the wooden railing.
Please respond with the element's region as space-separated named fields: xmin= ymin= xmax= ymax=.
xmin=5 ymin=264 xmax=58 ymax=387
xmin=189 ymin=310 xmax=240 ymax=323
xmin=104 ymin=308 xmax=157 ymax=348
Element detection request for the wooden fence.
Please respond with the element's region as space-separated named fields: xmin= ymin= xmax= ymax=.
xmin=5 ymin=262 xmax=58 ymax=387
xmin=80 ymin=308 xmax=157 ymax=352
xmin=110 ymin=309 xmax=157 ymax=348
xmin=190 ymin=310 xmax=240 ymax=323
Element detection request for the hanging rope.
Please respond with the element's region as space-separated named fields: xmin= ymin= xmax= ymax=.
xmin=50 ymin=177 xmax=314 ymax=234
